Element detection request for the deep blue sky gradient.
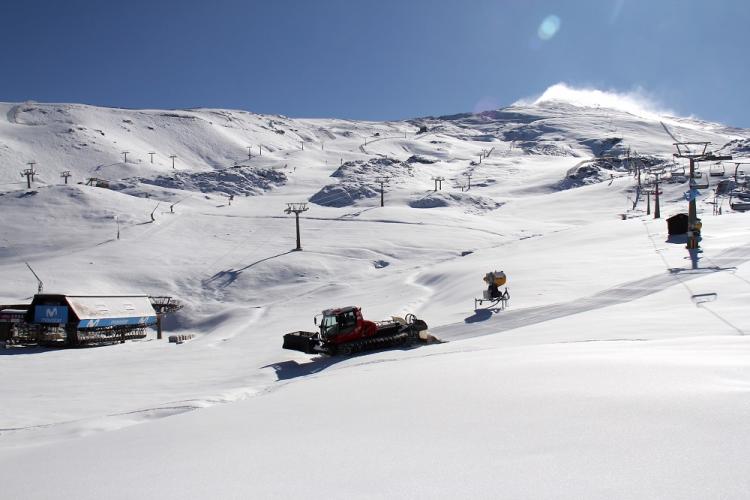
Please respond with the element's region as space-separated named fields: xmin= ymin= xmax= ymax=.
xmin=1 ymin=0 xmax=749 ymax=126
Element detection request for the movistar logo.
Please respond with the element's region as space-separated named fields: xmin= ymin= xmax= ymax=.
xmin=46 ymin=308 xmax=58 ymax=317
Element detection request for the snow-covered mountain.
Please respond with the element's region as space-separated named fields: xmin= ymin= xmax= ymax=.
xmin=2 ymin=88 xmax=750 ymax=499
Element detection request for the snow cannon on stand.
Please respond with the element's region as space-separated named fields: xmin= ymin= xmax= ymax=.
xmin=474 ymin=271 xmax=510 ymax=311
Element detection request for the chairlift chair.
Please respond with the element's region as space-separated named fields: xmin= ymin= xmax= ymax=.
xmin=690 ymin=173 xmax=710 ymax=189
xmin=734 ymin=164 xmax=748 ymax=185
xmin=709 ymin=162 xmax=726 ymax=177
xmin=729 ymin=193 xmax=750 ymax=212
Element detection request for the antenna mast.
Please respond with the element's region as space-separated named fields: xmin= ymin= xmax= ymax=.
xmin=25 ymin=262 xmax=44 ymax=294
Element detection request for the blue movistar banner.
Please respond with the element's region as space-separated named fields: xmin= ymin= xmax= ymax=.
xmin=34 ymin=305 xmax=69 ymax=324
xmin=77 ymin=316 xmax=157 ymax=329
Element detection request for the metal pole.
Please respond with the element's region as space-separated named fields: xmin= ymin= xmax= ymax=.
xmin=636 ymin=158 xmax=642 ymax=188
xmin=295 ymin=212 xmax=301 ymax=251
xmin=285 ymin=203 xmax=309 ymax=251
xmin=688 ymin=158 xmax=697 ymax=250
xmin=654 ymin=174 xmax=661 ymax=219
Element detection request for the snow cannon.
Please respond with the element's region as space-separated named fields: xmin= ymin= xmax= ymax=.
xmin=475 ymin=271 xmax=510 ymax=310
xmin=483 ymin=271 xmax=507 ymax=287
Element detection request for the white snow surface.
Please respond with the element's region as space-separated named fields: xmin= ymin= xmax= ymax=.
xmin=1 ymin=95 xmax=750 ymax=499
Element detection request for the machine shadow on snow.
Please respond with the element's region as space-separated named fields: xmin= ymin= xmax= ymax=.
xmin=263 ymin=357 xmax=345 ymax=380
xmin=0 ymin=346 xmax=55 ymax=356
xmin=0 ymin=341 xmax=124 ymax=355
xmin=265 ymin=344 xmax=426 ymax=381
xmin=464 ymin=308 xmax=498 ymax=323
xmin=666 ymin=234 xmax=688 ymax=245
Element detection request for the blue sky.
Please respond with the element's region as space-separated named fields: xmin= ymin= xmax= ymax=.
xmin=1 ymin=0 xmax=749 ymax=126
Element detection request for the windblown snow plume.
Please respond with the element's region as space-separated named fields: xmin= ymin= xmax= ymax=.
xmin=516 ymin=83 xmax=673 ymax=121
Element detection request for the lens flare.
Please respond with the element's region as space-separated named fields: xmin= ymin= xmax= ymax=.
xmin=537 ymin=15 xmax=561 ymax=41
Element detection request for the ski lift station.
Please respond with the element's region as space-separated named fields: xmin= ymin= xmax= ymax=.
xmin=1 ymin=294 xmax=158 ymax=346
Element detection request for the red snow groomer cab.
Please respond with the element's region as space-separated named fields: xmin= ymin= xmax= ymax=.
xmin=283 ymin=306 xmax=434 ymax=356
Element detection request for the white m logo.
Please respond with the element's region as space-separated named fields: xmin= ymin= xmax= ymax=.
xmin=46 ymin=308 xmax=58 ymax=318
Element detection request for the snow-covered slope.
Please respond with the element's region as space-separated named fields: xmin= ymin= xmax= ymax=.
xmin=1 ymin=89 xmax=750 ymax=498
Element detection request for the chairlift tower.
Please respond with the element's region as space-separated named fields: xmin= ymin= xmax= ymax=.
xmin=284 ymin=203 xmax=309 ymax=251
xmin=653 ymin=172 xmax=662 ymax=219
xmin=673 ymin=142 xmax=732 ymax=251
xmin=464 ymin=172 xmax=472 ymax=190
xmin=149 ymin=296 xmax=183 ymax=340
xmin=61 ymin=170 xmax=71 ymax=184
xmin=431 ymin=176 xmax=445 ymax=191
xmin=21 ymin=162 xmax=36 ymax=189
xmin=148 ymin=152 xmax=156 ymax=164
xmin=169 ymin=154 xmax=177 ymax=169
xmin=374 ymin=177 xmax=390 ymax=207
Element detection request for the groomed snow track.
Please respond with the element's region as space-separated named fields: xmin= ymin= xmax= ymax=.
xmin=435 ymin=243 xmax=750 ymax=342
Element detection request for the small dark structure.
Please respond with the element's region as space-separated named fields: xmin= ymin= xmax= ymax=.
xmin=0 ymin=305 xmax=29 ymax=343
xmin=667 ymin=213 xmax=689 ymax=235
